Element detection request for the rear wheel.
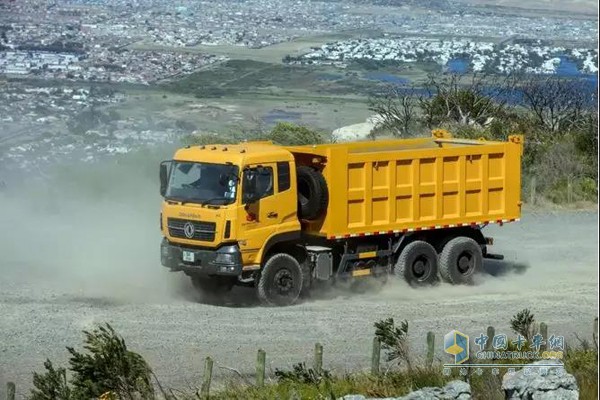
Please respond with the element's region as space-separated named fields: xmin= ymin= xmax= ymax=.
xmin=439 ymin=236 xmax=482 ymax=284
xmin=257 ymin=253 xmax=303 ymax=306
xmin=395 ymin=240 xmax=439 ymax=286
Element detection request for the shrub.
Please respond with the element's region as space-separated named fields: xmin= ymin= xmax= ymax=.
xmin=274 ymin=362 xmax=331 ymax=384
xmin=374 ymin=318 xmax=412 ymax=369
xmin=267 ymin=122 xmax=324 ymax=145
xmin=509 ymin=308 xmax=536 ymax=342
xmin=30 ymin=360 xmax=71 ymax=400
xmin=181 ymin=132 xmax=235 ymax=146
xmin=29 ymin=324 xmax=154 ymax=400
xmin=565 ymin=348 xmax=599 ymax=399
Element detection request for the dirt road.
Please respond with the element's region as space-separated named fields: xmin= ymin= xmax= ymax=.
xmin=0 ymin=153 xmax=597 ymax=397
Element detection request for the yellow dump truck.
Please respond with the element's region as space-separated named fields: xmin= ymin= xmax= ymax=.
xmin=159 ymin=130 xmax=523 ymax=305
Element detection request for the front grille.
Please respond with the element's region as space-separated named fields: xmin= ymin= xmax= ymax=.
xmin=167 ymin=218 xmax=216 ymax=242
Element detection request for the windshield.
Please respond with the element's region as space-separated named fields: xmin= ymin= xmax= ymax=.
xmin=165 ymin=161 xmax=239 ymax=205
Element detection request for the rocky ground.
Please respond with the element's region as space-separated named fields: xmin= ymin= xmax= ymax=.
xmin=0 ymin=147 xmax=597 ymax=398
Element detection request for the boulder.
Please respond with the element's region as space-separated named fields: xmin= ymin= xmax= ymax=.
xmin=339 ymin=380 xmax=471 ymax=400
xmin=401 ymin=380 xmax=471 ymax=400
xmin=502 ymin=359 xmax=578 ymax=399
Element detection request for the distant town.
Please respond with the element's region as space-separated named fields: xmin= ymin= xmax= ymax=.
xmin=1 ymin=0 xmax=598 ymax=83
xmin=290 ymin=38 xmax=598 ymax=75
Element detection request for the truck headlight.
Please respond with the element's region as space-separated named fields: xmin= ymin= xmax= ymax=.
xmin=214 ymin=253 xmax=236 ymax=265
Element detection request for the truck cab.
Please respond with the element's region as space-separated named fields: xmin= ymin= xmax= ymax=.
xmin=160 ymin=142 xmax=302 ymax=299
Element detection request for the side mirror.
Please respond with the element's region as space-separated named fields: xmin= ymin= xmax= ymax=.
xmin=159 ymin=161 xmax=172 ymax=197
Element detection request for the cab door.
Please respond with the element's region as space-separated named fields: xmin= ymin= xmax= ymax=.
xmin=237 ymin=162 xmax=299 ymax=265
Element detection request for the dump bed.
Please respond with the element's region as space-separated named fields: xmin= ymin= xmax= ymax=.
xmin=287 ymin=132 xmax=523 ymax=240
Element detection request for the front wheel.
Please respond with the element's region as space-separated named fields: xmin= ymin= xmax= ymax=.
xmin=257 ymin=253 xmax=304 ymax=306
xmin=439 ymin=236 xmax=482 ymax=285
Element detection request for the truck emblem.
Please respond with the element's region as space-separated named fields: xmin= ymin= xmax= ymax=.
xmin=183 ymin=222 xmax=195 ymax=238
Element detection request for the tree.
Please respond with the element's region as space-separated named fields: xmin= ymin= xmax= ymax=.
xmin=368 ymin=85 xmax=417 ymax=137
xmin=520 ymin=77 xmax=595 ymax=133
xmin=418 ymin=73 xmax=511 ymax=128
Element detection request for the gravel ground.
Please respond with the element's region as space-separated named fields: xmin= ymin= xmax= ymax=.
xmin=0 ymin=158 xmax=597 ymax=398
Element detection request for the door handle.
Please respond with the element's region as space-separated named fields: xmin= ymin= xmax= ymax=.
xmin=267 ymin=211 xmax=278 ymax=218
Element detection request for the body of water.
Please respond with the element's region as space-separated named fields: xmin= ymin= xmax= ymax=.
xmin=317 ymin=73 xmax=342 ymax=81
xmin=446 ymin=58 xmax=469 ymax=74
xmin=364 ymin=72 xmax=410 ymax=85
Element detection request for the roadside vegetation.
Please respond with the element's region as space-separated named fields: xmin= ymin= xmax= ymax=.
xmin=24 ymin=309 xmax=598 ymax=400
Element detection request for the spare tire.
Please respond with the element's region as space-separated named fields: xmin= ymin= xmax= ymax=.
xmin=296 ymin=165 xmax=328 ymax=220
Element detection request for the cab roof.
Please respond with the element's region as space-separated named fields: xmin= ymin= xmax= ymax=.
xmin=173 ymin=141 xmax=294 ymax=165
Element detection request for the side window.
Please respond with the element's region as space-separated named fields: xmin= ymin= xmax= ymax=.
xmin=277 ymin=161 xmax=290 ymax=192
xmin=243 ymin=166 xmax=273 ymax=202
xmin=256 ymin=167 xmax=274 ymax=198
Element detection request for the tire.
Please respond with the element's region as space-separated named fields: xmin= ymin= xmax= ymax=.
xmin=394 ymin=240 xmax=439 ymax=286
xmin=257 ymin=253 xmax=304 ymax=306
xmin=439 ymin=237 xmax=482 ymax=285
xmin=296 ymin=166 xmax=328 ymax=220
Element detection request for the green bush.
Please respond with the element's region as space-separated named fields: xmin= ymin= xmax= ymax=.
xmin=374 ymin=318 xmax=413 ymax=369
xmin=274 ymin=362 xmax=331 ymax=384
xmin=510 ymin=308 xmax=536 ymax=342
xmin=545 ymin=177 xmax=598 ymax=204
xmin=181 ymin=132 xmax=235 ymax=146
xmin=30 ymin=361 xmax=71 ymax=400
xmin=29 ymin=324 xmax=154 ymax=400
xmin=266 ymin=122 xmax=324 ymax=145
xmin=565 ymin=349 xmax=599 ymax=399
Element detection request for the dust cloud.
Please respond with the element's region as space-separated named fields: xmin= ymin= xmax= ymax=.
xmin=0 ymin=146 xmax=192 ymax=303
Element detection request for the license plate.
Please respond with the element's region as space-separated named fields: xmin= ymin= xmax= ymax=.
xmin=182 ymin=251 xmax=195 ymax=262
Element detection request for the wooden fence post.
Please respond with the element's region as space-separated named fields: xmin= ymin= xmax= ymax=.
xmin=567 ymin=176 xmax=573 ymax=204
xmin=530 ymin=176 xmax=536 ymax=205
xmin=593 ymin=317 xmax=598 ymax=350
xmin=256 ymin=349 xmax=266 ymax=387
xmin=314 ymin=343 xmax=323 ymax=374
xmin=426 ymin=332 xmax=435 ymax=367
xmin=371 ymin=337 xmax=381 ymax=375
xmin=540 ymin=322 xmax=548 ymax=351
xmin=485 ymin=326 xmax=495 ymax=351
xmin=6 ymin=382 xmax=15 ymax=400
xmin=200 ymin=356 xmax=213 ymax=399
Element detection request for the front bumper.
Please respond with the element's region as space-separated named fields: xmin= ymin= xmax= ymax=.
xmin=160 ymin=238 xmax=243 ymax=276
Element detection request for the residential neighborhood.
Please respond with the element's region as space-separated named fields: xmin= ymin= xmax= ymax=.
xmin=290 ymin=38 xmax=599 ymax=75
